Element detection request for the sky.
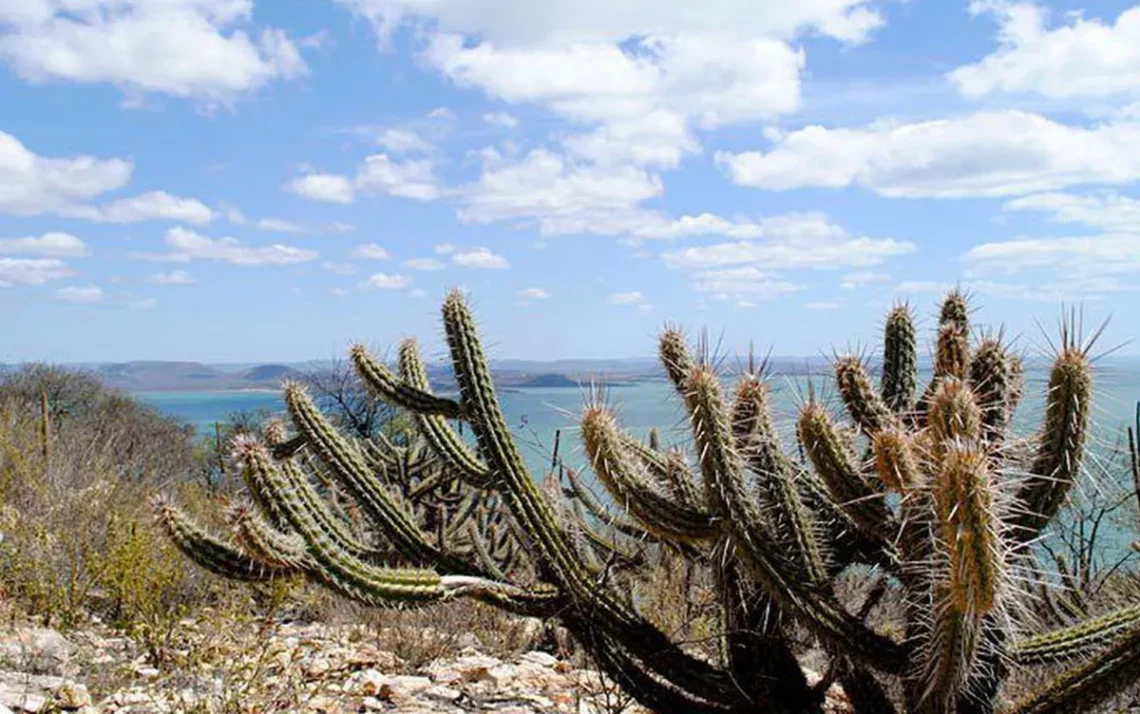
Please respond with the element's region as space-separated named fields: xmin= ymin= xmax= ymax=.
xmin=3 ymin=0 xmax=1140 ymax=363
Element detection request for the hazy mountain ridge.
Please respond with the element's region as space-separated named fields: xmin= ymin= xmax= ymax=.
xmin=8 ymin=354 xmax=1138 ymax=392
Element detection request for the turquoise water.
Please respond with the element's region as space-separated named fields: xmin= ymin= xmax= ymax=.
xmin=134 ymin=359 xmax=1140 ymax=482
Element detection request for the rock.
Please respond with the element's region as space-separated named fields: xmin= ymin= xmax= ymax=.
xmin=0 ymin=671 xmax=65 ymax=713
xmin=519 ymin=651 xmax=558 ymax=668
xmin=377 ymin=675 xmax=432 ymax=700
xmin=54 ymin=682 xmax=91 ymax=710
xmin=0 ymin=630 xmax=73 ymax=673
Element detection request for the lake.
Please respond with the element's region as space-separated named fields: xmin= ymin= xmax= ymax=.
xmin=135 ymin=358 xmax=1140 ymax=482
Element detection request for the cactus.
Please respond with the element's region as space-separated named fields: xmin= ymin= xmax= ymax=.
xmin=158 ymin=288 xmax=1140 ymax=713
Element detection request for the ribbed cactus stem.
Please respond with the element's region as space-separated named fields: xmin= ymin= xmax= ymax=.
xmin=659 ymin=327 xmax=694 ymax=397
xmin=798 ymin=401 xmax=893 ymax=541
xmin=935 ymin=444 xmax=1001 ymax=616
xmin=1012 ymin=623 xmax=1140 ymax=714
xmin=350 ymin=343 xmax=464 ymax=419
xmin=882 ymin=303 xmax=918 ymax=413
xmin=935 ymin=324 xmax=970 ymax=381
xmin=921 ymin=594 xmax=982 ymax=714
xmin=940 ymin=289 xmax=970 ymax=332
xmin=227 ymin=503 xmax=311 ymax=571
xmin=927 ymin=378 xmax=983 ymax=450
xmin=733 ymin=375 xmax=826 ymax=584
xmin=581 ymin=405 xmax=715 ymax=543
xmin=154 ymin=497 xmax=295 ymax=582
xmin=1014 ymin=345 xmax=1091 ymax=541
xmin=396 ymin=338 xmax=493 ymax=487
xmin=873 ymin=427 xmax=920 ymax=494
xmin=969 ymin=339 xmax=1015 ymax=441
xmin=836 ymin=355 xmax=898 ymax=435
xmin=1013 ymin=603 xmax=1140 ymax=665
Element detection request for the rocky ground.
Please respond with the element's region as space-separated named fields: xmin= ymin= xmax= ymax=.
xmin=0 ymin=615 xmax=852 ymax=713
xmin=0 ymin=614 xmax=655 ymax=714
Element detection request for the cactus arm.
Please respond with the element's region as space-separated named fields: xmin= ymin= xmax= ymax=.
xmin=968 ymin=339 xmax=1016 ymax=441
xmin=798 ymin=402 xmax=895 ymax=542
xmin=227 ymin=503 xmax=313 ymax=571
xmin=1012 ymin=603 xmax=1140 ymax=665
xmin=881 ymin=303 xmax=918 ymax=414
xmin=687 ymin=365 xmax=906 ymax=673
xmin=1013 ymin=345 xmax=1091 ymax=542
xmin=1010 ymin=622 xmax=1140 ymax=714
xmin=283 ymin=381 xmax=476 ymax=574
xmin=836 ymin=356 xmax=899 ymax=436
xmin=396 ymin=338 xmax=495 ymax=488
xmin=732 ymin=375 xmax=827 ymax=584
xmin=278 ymin=459 xmax=392 ymax=565
xmin=350 ymin=343 xmax=464 ymax=419
xmin=154 ymin=498 xmax=297 ymax=581
xmin=582 ymin=406 xmax=716 ymax=543
xmin=620 ymin=434 xmax=705 ymax=508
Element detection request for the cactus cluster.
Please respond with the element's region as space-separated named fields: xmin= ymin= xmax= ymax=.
xmin=160 ymin=289 xmax=1140 ymax=713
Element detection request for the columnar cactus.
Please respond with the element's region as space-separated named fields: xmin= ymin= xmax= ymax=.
xmin=160 ymin=289 xmax=1140 ymax=713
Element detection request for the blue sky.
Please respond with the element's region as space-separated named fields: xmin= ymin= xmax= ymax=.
xmin=3 ymin=0 xmax=1140 ymax=363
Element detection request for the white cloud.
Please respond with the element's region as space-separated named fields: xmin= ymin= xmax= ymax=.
xmin=482 ymin=111 xmax=519 ymax=128
xmin=339 ymin=0 xmax=883 ymax=47
xmin=965 ymin=234 xmax=1140 ymax=278
xmin=1003 ymin=192 xmax=1140 ymax=231
xmin=286 ymin=173 xmax=355 ymax=204
xmin=355 ymin=154 xmax=442 ymax=201
xmin=136 ymin=226 xmax=317 ymax=266
xmin=146 ymin=270 xmax=194 ymax=285
xmin=0 ymin=0 xmax=308 ymax=103
xmin=951 ymin=3 xmax=1140 ymax=103
xmin=0 ymin=232 xmax=88 ymax=257
xmin=129 ymin=297 xmax=157 ymax=309
xmin=806 ymin=300 xmax=841 ymax=310
xmin=352 ymin=243 xmax=391 ymax=260
xmin=65 ymin=190 xmax=215 ymax=224
xmin=55 ymin=284 xmax=103 ymax=303
xmin=361 ymin=272 xmax=411 ymax=289
xmin=427 ymin=106 xmax=455 ymax=120
xmin=452 ymin=247 xmax=509 ymax=269
xmin=292 ymin=154 xmax=442 ymax=204
xmin=0 ymin=130 xmax=130 ymax=215
xmin=691 ymin=268 xmax=802 ymax=298
xmin=0 ymin=257 xmax=73 ymax=287
xmin=660 ymin=214 xmax=914 ymax=270
xmin=518 ymin=287 xmax=550 ymax=299
xmin=255 ymin=218 xmax=303 ymax=233
xmin=376 ymin=129 xmax=433 ymax=154
xmin=323 ymin=261 xmax=356 ymax=275
xmin=404 ymin=258 xmax=446 ymax=270
xmin=717 ymin=111 xmax=1140 ymax=198
xmin=458 ymin=148 xmax=663 ymax=234
xmin=425 ymin=31 xmax=805 ymax=169
xmin=607 ymin=291 xmax=643 ymax=305
xmin=434 ymin=242 xmax=457 ymax=254
xmin=894 ymin=278 xmax=1111 ymax=302
xmin=841 ymin=270 xmax=890 ymax=289
xmin=408 ymin=288 xmax=427 ymax=298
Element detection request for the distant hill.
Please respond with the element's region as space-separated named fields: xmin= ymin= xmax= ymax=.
xmin=240 ymin=364 xmax=302 ymax=383
xmin=74 ymin=361 xmax=304 ymax=391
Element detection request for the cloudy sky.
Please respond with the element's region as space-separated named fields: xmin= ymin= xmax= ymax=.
xmin=3 ymin=0 xmax=1139 ymax=363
